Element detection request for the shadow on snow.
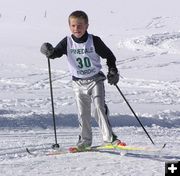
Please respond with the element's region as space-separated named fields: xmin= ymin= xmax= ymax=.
xmin=0 ymin=109 xmax=179 ymax=129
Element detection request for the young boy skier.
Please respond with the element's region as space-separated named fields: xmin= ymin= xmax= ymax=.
xmin=40 ymin=10 xmax=126 ymax=150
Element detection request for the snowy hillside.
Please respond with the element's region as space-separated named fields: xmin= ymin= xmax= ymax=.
xmin=0 ymin=0 xmax=180 ymax=176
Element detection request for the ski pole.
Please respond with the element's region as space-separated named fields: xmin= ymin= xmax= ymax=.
xmin=47 ymin=58 xmax=59 ymax=148
xmin=115 ymin=84 xmax=155 ymax=145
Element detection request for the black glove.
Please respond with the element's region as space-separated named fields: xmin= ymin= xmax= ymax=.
xmin=40 ymin=43 xmax=54 ymax=58
xmin=107 ymin=68 xmax=119 ymax=85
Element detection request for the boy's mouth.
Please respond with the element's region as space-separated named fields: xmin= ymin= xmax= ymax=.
xmin=75 ymin=31 xmax=81 ymax=34
xmin=74 ymin=32 xmax=82 ymax=37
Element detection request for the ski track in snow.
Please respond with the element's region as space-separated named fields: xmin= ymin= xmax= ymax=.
xmin=0 ymin=128 xmax=180 ymax=176
xmin=1 ymin=63 xmax=180 ymax=113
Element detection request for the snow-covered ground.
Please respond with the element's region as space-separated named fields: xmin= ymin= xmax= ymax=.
xmin=0 ymin=0 xmax=180 ymax=175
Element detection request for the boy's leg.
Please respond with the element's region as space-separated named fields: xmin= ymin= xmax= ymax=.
xmin=73 ymin=81 xmax=92 ymax=146
xmin=92 ymin=80 xmax=115 ymax=143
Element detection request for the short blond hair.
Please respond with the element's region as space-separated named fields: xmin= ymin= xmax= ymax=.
xmin=68 ymin=10 xmax=89 ymax=24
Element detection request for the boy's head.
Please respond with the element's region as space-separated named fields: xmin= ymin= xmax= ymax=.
xmin=68 ymin=10 xmax=89 ymax=38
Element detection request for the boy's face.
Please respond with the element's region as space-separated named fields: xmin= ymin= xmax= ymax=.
xmin=69 ymin=17 xmax=89 ymax=38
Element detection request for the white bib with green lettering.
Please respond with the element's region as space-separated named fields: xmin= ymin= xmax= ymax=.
xmin=67 ymin=34 xmax=101 ymax=78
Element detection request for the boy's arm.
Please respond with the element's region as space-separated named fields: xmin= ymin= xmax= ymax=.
xmin=52 ymin=37 xmax=67 ymax=58
xmin=93 ymin=35 xmax=119 ymax=85
xmin=93 ymin=36 xmax=117 ymax=72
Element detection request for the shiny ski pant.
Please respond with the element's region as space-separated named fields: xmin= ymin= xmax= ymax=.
xmin=72 ymin=75 xmax=114 ymax=145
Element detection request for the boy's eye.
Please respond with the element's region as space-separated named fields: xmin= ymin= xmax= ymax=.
xmin=72 ymin=25 xmax=82 ymax=28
